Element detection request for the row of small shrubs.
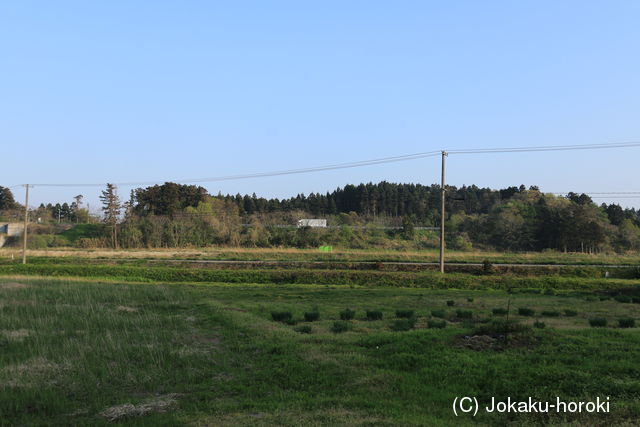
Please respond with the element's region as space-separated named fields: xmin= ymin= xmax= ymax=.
xmin=491 ymin=308 xmax=579 ymax=317
xmin=589 ymin=317 xmax=636 ymax=328
xmin=613 ymin=296 xmax=640 ymax=304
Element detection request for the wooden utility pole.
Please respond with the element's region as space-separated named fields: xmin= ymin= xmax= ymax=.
xmin=439 ymin=151 xmax=447 ymax=273
xmin=22 ymin=184 xmax=29 ymax=264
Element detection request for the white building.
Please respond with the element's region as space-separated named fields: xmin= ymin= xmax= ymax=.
xmin=297 ymin=219 xmax=327 ymax=228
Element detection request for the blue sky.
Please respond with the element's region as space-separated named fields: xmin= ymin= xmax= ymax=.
xmin=2 ymin=1 xmax=639 ymax=210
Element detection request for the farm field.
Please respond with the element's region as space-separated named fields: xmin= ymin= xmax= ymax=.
xmin=3 ymin=247 xmax=640 ymax=266
xmin=1 ymin=276 xmax=639 ymax=425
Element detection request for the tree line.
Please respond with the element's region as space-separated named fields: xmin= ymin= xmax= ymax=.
xmin=1 ymin=182 xmax=639 ymax=252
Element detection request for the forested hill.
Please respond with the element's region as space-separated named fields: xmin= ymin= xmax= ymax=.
xmin=124 ymin=181 xmax=640 ymax=252
xmin=133 ymin=181 xmax=638 ymax=226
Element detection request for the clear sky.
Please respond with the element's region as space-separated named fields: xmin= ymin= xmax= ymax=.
xmin=2 ymin=1 xmax=639 ymax=211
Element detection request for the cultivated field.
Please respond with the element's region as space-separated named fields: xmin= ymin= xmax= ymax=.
xmin=3 ymin=247 xmax=640 ymax=265
xmin=1 ymin=270 xmax=639 ymax=425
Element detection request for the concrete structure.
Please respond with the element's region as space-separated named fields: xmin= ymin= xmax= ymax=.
xmin=297 ymin=219 xmax=327 ymax=228
xmin=0 ymin=223 xmax=24 ymax=247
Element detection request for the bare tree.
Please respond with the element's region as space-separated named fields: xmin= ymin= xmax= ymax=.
xmin=100 ymin=184 xmax=121 ymax=249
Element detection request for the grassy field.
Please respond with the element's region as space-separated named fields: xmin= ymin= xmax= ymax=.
xmin=2 ymin=276 xmax=639 ymax=425
xmin=3 ymin=247 xmax=640 ymax=265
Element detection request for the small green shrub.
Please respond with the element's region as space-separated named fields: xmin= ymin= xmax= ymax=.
xmin=271 ymin=311 xmax=292 ymax=322
xmin=467 ymin=297 xmax=474 ymax=302
xmin=461 ymin=319 xmax=476 ymax=329
xmin=331 ymin=320 xmax=352 ymax=333
xmin=618 ymin=318 xmax=635 ymax=328
xmin=284 ymin=318 xmax=297 ymax=326
xmin=564 ymin=309 xmax=578 ymax=317
xmin=614 ymin=296 xmax=632 ymax=303
xmin=431 ymin=309 xmax=446 ymax=319
xmin=366 ymin=310 xmax=383 ymax=321
xmin=541 ymin=310 xmax=560 ymax=317
xmin=585 ymin=296 xmax=597 ymax=302
xmin=395 ymin=309 xmax=414 ymax=318
xmin=589 ymin=318 xmax=607 ymax=327
xmin=456 ymin=310 xmax=473 ymax=319
xmin=533 ymin=321 xmax=546 ymax=329
xmin=340 ymin=309 xmax=355 ymax=320
xmin=632 ymin=297 xmax=640 ymax=304
xmin=391 ymin=318 xmax=416 ymax=332
xmin=492 ymin=308 xmax=508 ymax=316
xmin=482 ymin=259 xmax=494 ymax=274
xmin=295 ymin=325 xmax=312 ymax=334
xmin=427 ymin=319 xmax=447 ymax=329
xmin=304 ymin=311 xmax=320 ymax=322
xmin=473 ymin=319 xmax=531 ymax=336
xmin=446 ymin=300 xmax=455 ymax=307
xmin=599 ymin=296 xmax=611 ymax=301
xmin=518 ymin=308 xmax=535 ymax=316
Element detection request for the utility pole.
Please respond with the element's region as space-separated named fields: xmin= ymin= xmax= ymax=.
xmin=22 ymin=184 xmax=29 ymax=264
xmin=439 ymin=151 xmax=447 ymax=273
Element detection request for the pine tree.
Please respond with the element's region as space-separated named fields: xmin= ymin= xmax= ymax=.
xmin=100 ymin=184 xmax=121 ymax=249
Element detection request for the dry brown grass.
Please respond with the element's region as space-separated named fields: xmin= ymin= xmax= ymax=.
xmin=1 ymin=329 xmax=31 ymax=341
xmin=99 ymin=394 xmax=181 ymax=421
xmin=1 ymin=357 xmax=65 ymax=388
xmin=0 ymin=282 xmax=29 ymax=289
xmin=116 ymin=305 xmax=138 ymax=313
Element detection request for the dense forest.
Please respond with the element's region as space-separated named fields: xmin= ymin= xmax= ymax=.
xmin=1 ymin=182 xmax=639 ymax=253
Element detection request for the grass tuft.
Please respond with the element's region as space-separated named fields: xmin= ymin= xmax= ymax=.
xmin=339 ymin=308 xmax=356 ymax=320
xmin=589 ymin=318 xmax=607 ymax=327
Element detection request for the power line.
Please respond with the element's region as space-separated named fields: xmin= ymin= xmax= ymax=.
xmin=448 ymin=141 xmax=640 ymax=154
xmin=29 ymin=151 xmax=443 ymax=187
xmin=16 ymin=141 xmax=640 ymax=188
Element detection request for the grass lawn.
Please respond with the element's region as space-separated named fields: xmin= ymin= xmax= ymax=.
xmin=1 ymin=278 xmax=639 ymax=425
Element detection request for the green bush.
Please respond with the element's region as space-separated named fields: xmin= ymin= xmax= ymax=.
xmin=518 ymin=308 xmax=535 ymax=316
xmin=340 ymin=308 xmax=356 ymax=320
xmin=395 ymin=309 xmax=414 ymax=318
xmin=614 ymin=296 xmax=632 ymax=303
xmin=431 ymin=309 xmax=446 ymax=319
xmin=473 ymin=319 xmax=531 ymax=336
xmin=467 ymin=297 xmax=474 ymax=302
xmin=331 ymin=321 xmax=352 ymax=333
xmin=564 ymin=309 xmax=578 ymax=317
xmin=589 ymin=318 xmax=607 ymax=327
xmin=271 ymin=311 xmax=293 ymax=322
xmin=304 ymin=311 xmax=320 ymax=322
xmin=632 ymin=297 xmax=640 ymax=304
xmin=456 ymin=310 xmax=473 ymax=319
xmin=366 ymin=310 xmax=383 ymax=321
xmin=618 ymin=318 xmax=635 ymax=328
xmin=427 ymin=319 xmax=446 ymax=329
xmin=446 ymin=300 xmax=455 ymax=307
xmin=391 ymin=318 xmax=416 ymax=331
xmin=541 ymin=310 xmax=560 ymax=317
xmin=533 ymin=321 xmax=546 ymax=329
xmin=492 ymin=308 xmax=508 ymax=316
xmin=295 ymin=325 xmax=312 ymax=334
xmin=599 ymin=296 xmax=611 ymax=301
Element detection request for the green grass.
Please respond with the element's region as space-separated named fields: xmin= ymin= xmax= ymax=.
xmin=1 ymin=277 xmax=639 ymax=424
xmin=3 ymin=262 xmax=640 ymax=293
xmin=57 ymin=224 xmax=104 ymax=242
xmin=6 ymin=246 xmax=640 ymax=266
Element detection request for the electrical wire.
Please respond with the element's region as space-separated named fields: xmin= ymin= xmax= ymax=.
xmin=12 ymin=141 xmax=640 ymax=188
